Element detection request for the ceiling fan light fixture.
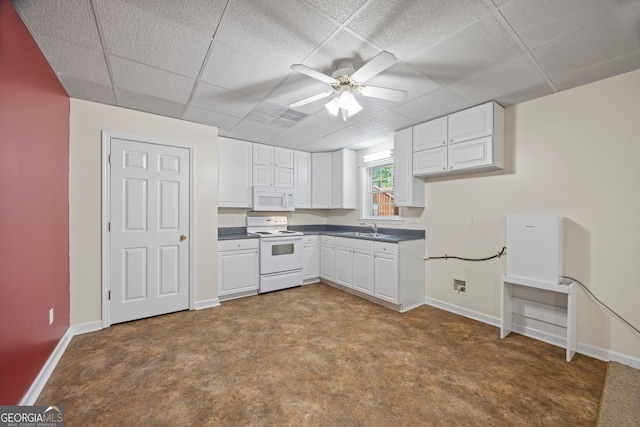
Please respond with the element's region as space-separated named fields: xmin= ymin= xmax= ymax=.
xmin=325 ymin=96 xmax=340 ymax=116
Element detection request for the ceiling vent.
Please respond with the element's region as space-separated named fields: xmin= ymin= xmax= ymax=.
xmin=246 ymin=107 xmax=308 ymax=129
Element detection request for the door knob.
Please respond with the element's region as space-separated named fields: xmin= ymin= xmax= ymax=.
xmin=180 ymin=235 xmax=187 ymax=241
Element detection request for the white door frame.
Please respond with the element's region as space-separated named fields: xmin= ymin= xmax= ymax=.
xmin=101 ymin=131 xmax=196 ymax=328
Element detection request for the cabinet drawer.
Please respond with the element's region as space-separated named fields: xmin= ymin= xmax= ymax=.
xmin=219 ymin=239 xmax=259 ymax=251
xmin=320 ymin=235 xmax=335 ymax=245
xmin=335 ymin=237 xmax=354 ymax=248
xmin=302 ymin=235 xmax=318 ymax=245
xmin=374 ymin=241 xmax=398 ymax=255
xmin=352 ymin=239 xmax=374 ymax=251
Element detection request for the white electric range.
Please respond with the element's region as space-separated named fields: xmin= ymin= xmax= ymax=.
xmin=246 ymin=216 xmax=303 ymax=293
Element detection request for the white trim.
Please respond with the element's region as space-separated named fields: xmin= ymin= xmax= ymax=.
xmin=101 ymin=131 xmax=196 ymax=328
xmin=194 ymin=298 xmax=221 ymax=310
xmin=19 ymin=328 xmax=74 ymax=405
xmin=425 ymin=297 xmax=640 ymax=368
xmin=425 ymin=297 xmax=500 ymax=327
xmin=69 ymin=321 xmax=103 ymax=336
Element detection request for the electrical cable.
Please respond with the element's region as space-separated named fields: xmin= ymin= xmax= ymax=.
xmin=427 ymin=247 xmax=506 ymax=262
xmin=562 ymin=275 xmax=640 ymax=336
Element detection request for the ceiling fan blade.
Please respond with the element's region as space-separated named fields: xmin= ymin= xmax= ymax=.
xmin=289 ymin=91 xmax=334 ymax=108
xmin=360 ymin=85 xmax=408 ymax=102
xmin=350 ymin=51 xmax=398 ymax=83
xmin=290 ymin=64 xmax=336 ymax=84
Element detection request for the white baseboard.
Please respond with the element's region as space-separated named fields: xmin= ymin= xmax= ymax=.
xmin=425 ymin=297 xmax=640 ymax=368
xmin=19 ymin=328 xmax=74 ymax=405
xmin=69 ymin=321 xmax=103 ymax=336
xmin=194 ymin=298 xmax=220 ymax=310
xmin=425 ymin=297 xmax=500 ymax=327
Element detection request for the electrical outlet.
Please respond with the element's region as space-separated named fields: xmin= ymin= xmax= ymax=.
xmin=453 ymin=279 xmax=467 ymax=295
xmin=49 ymin=308 xmax=54 ymax=325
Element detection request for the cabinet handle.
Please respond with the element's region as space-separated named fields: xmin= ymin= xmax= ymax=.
xmin=449 ymin=166 xmax=454 ymax=169
xmin=442 ymin=141 xmax=446 ymax=145
xmin=442 ymin=167 xmax=446 ymax=170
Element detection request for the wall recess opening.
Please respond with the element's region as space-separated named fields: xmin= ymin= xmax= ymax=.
xmin=453 ymin=279 xmax=467 ymax=295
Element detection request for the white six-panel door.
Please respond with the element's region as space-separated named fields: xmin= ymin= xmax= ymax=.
xmin=109 ymin=138 xmax=190 ymax=324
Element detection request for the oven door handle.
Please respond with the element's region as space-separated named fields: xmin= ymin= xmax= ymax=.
xmin=262 ymin=236 xmax=303 ymax=242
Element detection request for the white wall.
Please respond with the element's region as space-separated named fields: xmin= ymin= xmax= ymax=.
xmin=408 ymin=69 xmax=640 ymax=361
xmin=69 ymin=99 xmax=218 ymax=325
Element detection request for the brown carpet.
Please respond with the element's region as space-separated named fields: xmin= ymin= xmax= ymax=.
xmin=37 ymin=283 xmax=606 ymax=426
xmin=597 ymin=361 xmax=640 ymax=426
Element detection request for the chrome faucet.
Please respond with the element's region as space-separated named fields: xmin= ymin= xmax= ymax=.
xmin=360 ymin=221 xmax=377 ymax=234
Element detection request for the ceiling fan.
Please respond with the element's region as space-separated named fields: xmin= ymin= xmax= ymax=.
xmin=289 ymin=51 xmax=408 ymax=121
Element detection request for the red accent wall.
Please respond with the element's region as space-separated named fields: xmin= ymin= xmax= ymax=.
xmin=0 ymin=0 xmax=70 ymax=404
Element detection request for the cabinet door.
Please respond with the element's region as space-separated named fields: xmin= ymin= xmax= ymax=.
xmin=353 ymin=250 xmax=374 ymax=295
xmin=335 ymin=245 xmax=353 ymax=287
xmin=413 ymin=146 xmax=447 ymax=175
xmin=303 ymin=240 xmax=320 ymax=281
xmin=253 ymin=143 xmax=274 ymax=166
xmin=274 ymin=147 xmax=294 ymax=168
xmin=294 ymin=151 xmax=311 ymax=208
xmin=253 ymin=164 xmax=274 ymax=186
xmin=395 ymin=128 xmax=425 ymax=207
xmin=274 ymin=167 xmax=294 ymax=188
xmin=448 ymin=136 xmax=493 ymax=172
xmin=331 ymin=149 xmax=356 ymax=209
xmin=413 ymin=116 xmax=448 ymax=151
xmin=374 ymin=252 xmax=398 ymax=303
xmin=448 ymin=102 xmax=493 ymax=144
xmin=312 ymin=153 xmax=332 ymax=208
xmin=320 ymin=244 xmax=335 ymax=280
xmin=219 ymin=138 xmax=252 ymax=208
xmin=218 ymin=249 xmax=259 ymax=296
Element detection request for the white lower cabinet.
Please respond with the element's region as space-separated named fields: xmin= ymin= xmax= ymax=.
xmin=218 ymin=239 xmax=259 ymax=300
xmin=302 ymin=235 xmax=320 ymax=283
xmin=320 ymin=235 xmax=335 ymax=281
xmin=320 ymin=236 xmax=424 ymax=311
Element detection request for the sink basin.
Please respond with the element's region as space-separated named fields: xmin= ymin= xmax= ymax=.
xmin=340 ymin=231 xmax=387 ymax=237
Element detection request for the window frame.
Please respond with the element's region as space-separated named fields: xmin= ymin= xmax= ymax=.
xmin=360 ymin=158 xmax=401 ymax=222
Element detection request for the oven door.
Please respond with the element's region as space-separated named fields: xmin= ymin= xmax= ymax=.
xmin=259 ymin=236 xmax=303 ymax=274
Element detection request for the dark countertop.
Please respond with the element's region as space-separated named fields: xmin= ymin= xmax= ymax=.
xmin=218 ymin=225 xmax=425 ymax=243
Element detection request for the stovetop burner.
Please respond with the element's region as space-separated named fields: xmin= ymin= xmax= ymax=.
xmin=246 ymin=216 xmax=303 ymax=237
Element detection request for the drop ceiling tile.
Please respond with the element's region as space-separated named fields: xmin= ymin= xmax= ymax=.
xmin=109 ymin=56 xmax=195 ymax=103
xmin=114 ymin=88 xmax=186 ymax=118
xmin=268 ymin=116 xmax=344 ymax=147
xmin=302 ymin=29 xmax=381 ymax=74
xmin=447 ymin=55 xmax=544 ymax=105
xmin=59 ymin=75 xmax=117 ymax=105
xmin=226 ymin=119 xmax=286 ymax=143
xmin=324 ymin=124 xmax=380 ymax=145
xmin=298 ymin=137 xmax=350 ymax=152
xmin=96 ymin=0 xmax=211 ymax=78
xmin=119 ymin=0 xmax=227 ymax=37
xmin=304 ymin=0 xmax=368 ymax=23
xmin=13 ymin=0 xmax=102 ymax=49
xmin=498 ymin=0 xmax=640 ymax=50
xmin=393 ymin=88 xmax=469 ymax=122
xmin=346 ymin=135 xmax=393 ymax=151
xmin=364 ymin=63 xmax=441 ymax=103
xmin=532 ymin=11 xmax=640 ymax=78
xmin=409 ymin=14 xmax=522 ymax=86
xmin=191 ymin=81 xmax=260 ymax=118
xmin=30 ymin=33 xmax=111 ymax=86
xmin=183 ymin=106 xmax=241 ymax=132
xmin=347 ymin=0 xmax=490 ymax=61
xmin=265 ymin=74 xmax=332 ymax=115
xmin=494 ymin=82 xmax=555 ymax=106
xmin=353 ymin=111 xmax=416 ymax=137
xmin=551 ymin=50 xmax=640 ymax=91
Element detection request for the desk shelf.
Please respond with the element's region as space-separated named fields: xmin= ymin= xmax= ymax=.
xmin=501 ymin=274 xmax=577 ymax=361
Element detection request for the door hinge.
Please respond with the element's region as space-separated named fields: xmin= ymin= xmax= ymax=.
xmin=108 ymin=290 xmax=111 ymax=300
xmin=108 ymin=153 xmax=111 ymax=163
xmin=108 ymin=222 xmax=111 ymax=232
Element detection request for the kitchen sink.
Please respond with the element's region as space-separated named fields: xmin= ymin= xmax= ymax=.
xmin=340 ymin=231 xmax=387 ymax=237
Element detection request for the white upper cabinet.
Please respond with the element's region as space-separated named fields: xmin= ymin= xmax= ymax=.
xmin=294 ymin=150 xmax=312 ymax=209
xmin=312 ymin=152 xmax=332 ymax=208
xmin=253 ymin=164 xmax=274 ymax=187
xmin=413 ymin=101 xmax=504 ymax=178
xmin=218 ymin=137 xmax=252 ymax=208
xmin=448 ymin=102 xmax=494 ymax=144
xmin=274 ymin=147 xmax=294 ymax=168
xmin=253 ymin=143 xmax=274 ymax=166
xmin=331 ymin=149 xmax=356 ymax=209
xmin=413 ymin=116 xmax=448 ymax=151
xmin=394 ymin=127 xmax=425 ymax=207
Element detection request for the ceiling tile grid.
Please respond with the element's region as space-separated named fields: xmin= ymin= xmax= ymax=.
xmin=11 ymin=0 xmax=640 ymax=151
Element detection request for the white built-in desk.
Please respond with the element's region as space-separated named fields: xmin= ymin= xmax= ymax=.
xmin=501 ymin=274 xmax=577 ymax=361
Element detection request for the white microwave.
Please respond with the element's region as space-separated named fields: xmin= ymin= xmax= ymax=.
xmin=252 ymin=187 xmax=295 ymax=212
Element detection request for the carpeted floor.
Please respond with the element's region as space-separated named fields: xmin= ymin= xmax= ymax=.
xmin=37 ymin=283 xmax=607 ymax=426
xmin=597 ymin=361 xmax=640 ymax=426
